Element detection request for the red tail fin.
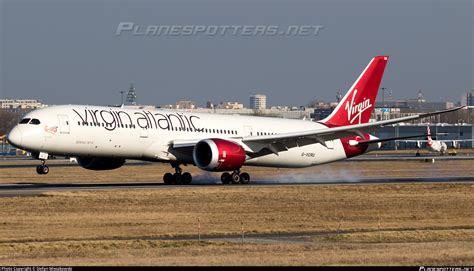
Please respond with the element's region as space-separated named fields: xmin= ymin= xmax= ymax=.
xmin=322 ymin=56 xmax=389 ymax=127
xmin=427 ymin=126 xmax=433 ymax=146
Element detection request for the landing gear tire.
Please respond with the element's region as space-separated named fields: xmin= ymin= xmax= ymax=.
xmin=163 ymin=173 xmax=174 ymax=185
xmin=41 ymin=165 xmax=49 ymax=175
xmin=182 ymin=172 xmax=192 ymax=185
xmin=36 ymin=165 xmax=49 ymax=175
xmin=240 ymin=172 xmax=250 ymax=184
xmin=163 ymin=163 xmax=193 ymax=185
xmin=36 ymin=165 xmax=42 ymax=175
xmin=221 ymin=172 xmax=231 ymax=184
xmin=231 ymin=172 xmax=240 ymax=184
xmin=173 ymin=173 xmax=183 ymax=185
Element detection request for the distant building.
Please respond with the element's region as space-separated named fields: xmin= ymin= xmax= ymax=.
xmin=0 ymin=99 xmax=43 ymax=109
xmin=374 ymin=100 xmax=454 ymax=111
xmin=461 ymin=90 xmax=474 ymax=106
xmin=175 ymin=101 xmax=196 ymax=110
xmin=374 ymin=89 xmax=455 ymax=111
xmin=311 ymin=108 xmax=334 ymax=121
xmin=249 ymin=94 xmax=266 ymax=110
xmin=216 ymin=102 xmax=244 ymax=110
xmin=376 ymin=124 xmax=473 ymax=149
xmin=270 ymin=106 xmax=290 ymax=111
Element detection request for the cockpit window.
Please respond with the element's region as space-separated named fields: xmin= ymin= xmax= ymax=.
xmin=19 ymin=118 xmax=31 ymax=124
xmin=30 ymin=119 xmax=41 ymax=125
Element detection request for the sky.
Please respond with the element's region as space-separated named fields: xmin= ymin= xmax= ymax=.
xmin=0 ymin=0 xmax=472 ymax=107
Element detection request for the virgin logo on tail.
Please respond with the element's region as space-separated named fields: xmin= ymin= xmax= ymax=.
xmin=427 ymin=126 xmax=433 ymax=146
xmin=344 ymin=89 xmax=372 ymax=124
xmin=320 ymin=56 xmax=388 ymax=127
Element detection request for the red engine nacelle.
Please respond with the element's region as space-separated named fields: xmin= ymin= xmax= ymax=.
xmin=193 ymin=138 xmax=246 ymax=171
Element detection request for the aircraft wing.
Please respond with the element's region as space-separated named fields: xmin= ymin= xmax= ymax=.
xmin=438 ymin=139 xmax=474 ymax=142
xmin=241 ymin=106 xmax=464 ymax=153
xmin=397 ymin=139 xmax=474 ymax=143
xmin=171 ymin=106 xmax=465 ymax=154
xmin=396 ymin=139 xmax=428 ymax=143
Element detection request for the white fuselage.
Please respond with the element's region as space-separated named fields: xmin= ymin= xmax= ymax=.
xmin=9 ymin=105 xmax=373 ymax=168
xmin=427 ymin=140 xmax=448 ymax=153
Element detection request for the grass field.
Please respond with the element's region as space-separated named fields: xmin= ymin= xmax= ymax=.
xmin=0 ymin=159 xmax=473 ymax=265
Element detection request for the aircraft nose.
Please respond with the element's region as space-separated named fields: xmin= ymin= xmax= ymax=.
xmin=7 ymin=126 xmax=23 ymax=147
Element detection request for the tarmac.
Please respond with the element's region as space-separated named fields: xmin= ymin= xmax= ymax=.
xmin=0 ymin=176 xmax=473 ymax=197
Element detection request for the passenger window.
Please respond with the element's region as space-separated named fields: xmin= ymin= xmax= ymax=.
xmin=30 ymin=119 xmax=41 ymax=125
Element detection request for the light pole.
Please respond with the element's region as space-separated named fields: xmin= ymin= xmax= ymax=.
xmin=120 ymin=90 xmax=125 ymax=105
xmin=381 ymin=87 xmax=386 ymax=108
xmin=380 ymin=87 xmax=387 ymax=120
xmin=457 ymin=119 xmax=464 ymax=140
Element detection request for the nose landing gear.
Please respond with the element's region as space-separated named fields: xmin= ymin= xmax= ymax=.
xmin=36 ymin=160 xmax=49 ymax=175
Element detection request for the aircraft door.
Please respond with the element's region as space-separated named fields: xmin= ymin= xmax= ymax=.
xmin=243 ymin=125 xmax=253 ymax=137
xmin=57 ymin=115 xmax=70 ymax=134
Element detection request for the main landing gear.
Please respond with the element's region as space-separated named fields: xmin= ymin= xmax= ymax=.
xmin=163 ymin=163 xmax=192 ymax=185
xmin=221 ymin=169 xmax=250 ymax=185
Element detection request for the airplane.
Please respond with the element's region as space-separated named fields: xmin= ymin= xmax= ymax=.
xmin=397 ymin=125 xmax=473 ymax=155
xmin=7 ymin=56 xmax=464 ymax=184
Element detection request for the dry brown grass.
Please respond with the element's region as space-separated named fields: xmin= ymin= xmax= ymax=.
xmin=0 ymin=181 xmax=472 ymax=265
xmin=0 ymin=159 xmax=473 ymax=265
xmin=2 ymin=239 xmax=473 ymax=266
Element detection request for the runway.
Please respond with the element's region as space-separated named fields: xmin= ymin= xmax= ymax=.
xmin=1 ymin=153 xmax=473 ymax=168
xmin=1 ymin=176 xmax=473 ymax=197
xmin=350 ymin=154 xmax=474 ymax=161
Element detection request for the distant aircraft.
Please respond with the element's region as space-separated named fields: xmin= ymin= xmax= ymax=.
xmin=7 ymin=56 xmax=464 ymax=184
xmin=397 ymin=126 xmax=473 ymax=155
